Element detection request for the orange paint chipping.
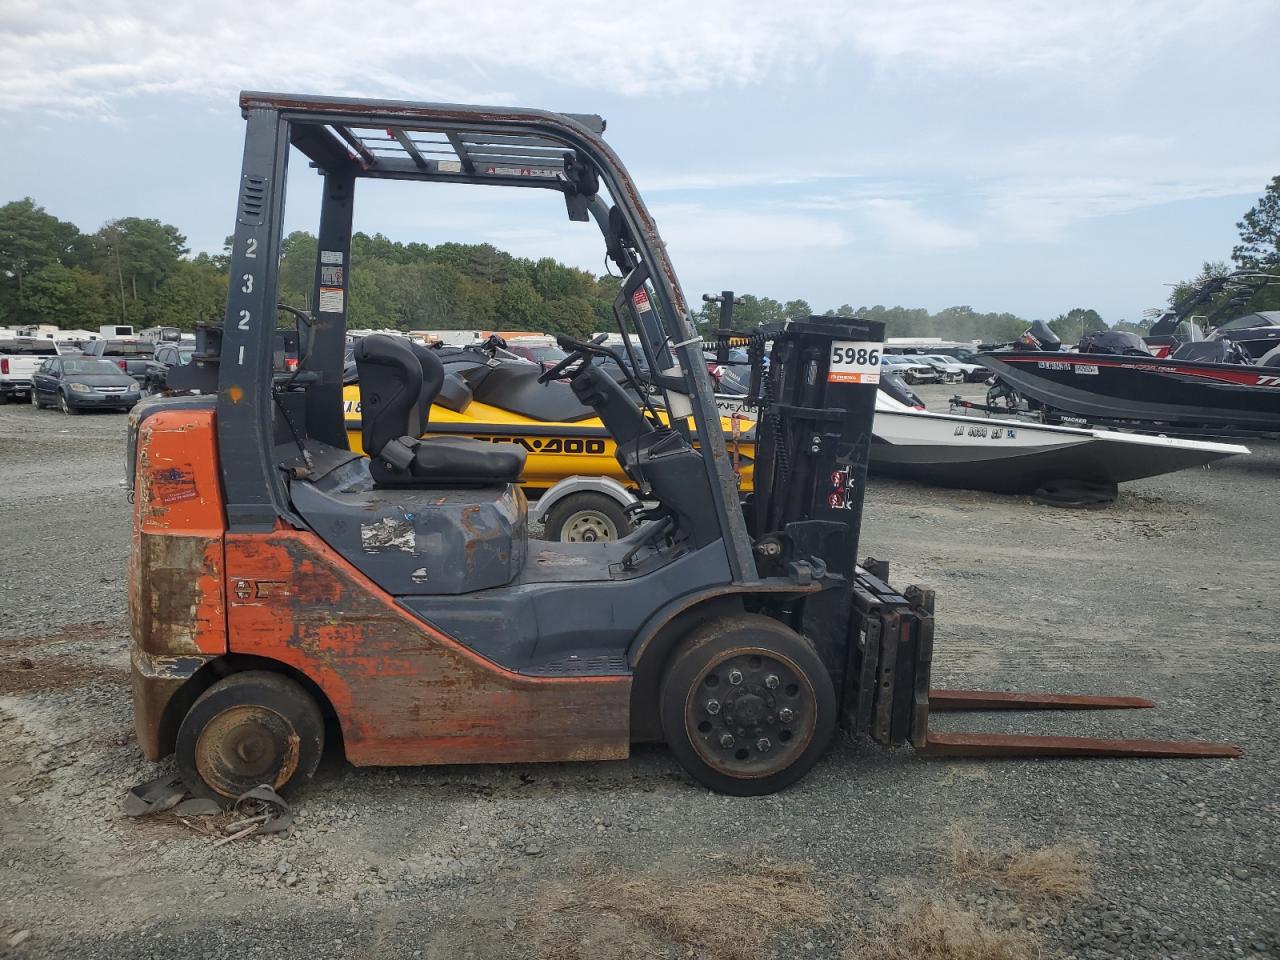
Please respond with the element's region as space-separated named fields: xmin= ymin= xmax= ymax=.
xmin=225 ymin=530 xmax=631 ymax=767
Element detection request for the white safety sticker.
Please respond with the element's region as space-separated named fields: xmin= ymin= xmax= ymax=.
xmin=828 ymin=341 xmax=881 ymax=384
xmin=438 ymin=160 xmax=462 ymax=173
xmin=318 ymin=286 xmax=344 ymax=312
xmin=320 ymin=250 xmax=343 ymax=264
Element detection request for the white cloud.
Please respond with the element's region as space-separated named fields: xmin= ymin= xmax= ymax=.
xmin=0 ymin=0 xmax=1269 ymax=115
xmin=650 ymin=203 xmax=849 ymax=257
xmin=861 ymin=198 xmax=979 ymax=250
xmin=983 ymin=172 xmax=1276 ymax=242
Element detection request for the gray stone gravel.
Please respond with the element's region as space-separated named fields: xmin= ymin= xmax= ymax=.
xmin=0 ymin=391 xmax=1277 ymax=959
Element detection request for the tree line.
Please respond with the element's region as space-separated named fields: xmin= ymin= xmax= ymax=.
xmin=1167 ymin=176 xmax=1280 ymax=320
xmin=5 ymin=183 xmax=1274 ymax=344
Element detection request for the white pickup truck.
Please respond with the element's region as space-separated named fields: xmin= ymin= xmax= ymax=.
xmin=0 ymin=338 xmax=61 ymax=403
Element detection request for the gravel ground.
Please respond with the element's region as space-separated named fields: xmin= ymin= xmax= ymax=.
xmin=0 ymin=389 xmax=1277 ymax=959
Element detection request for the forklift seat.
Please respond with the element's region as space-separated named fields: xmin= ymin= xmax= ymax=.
xmin=354 ymin=335 xmax=526 ymax=487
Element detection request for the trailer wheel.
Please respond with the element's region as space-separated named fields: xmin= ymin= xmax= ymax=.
xmin=543 ymin=492 xmax=632 ymax=543
xmin=175 ymin=671 xmax=324 ymax=800
xmin=660 ymin=615 xmax=835 ymax=796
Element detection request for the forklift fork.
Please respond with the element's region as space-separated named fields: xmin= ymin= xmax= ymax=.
xmin=922 ymin=689 xmax=1241 ymax=759
xmin=847 ymin=561 xmax=1242 ymax=762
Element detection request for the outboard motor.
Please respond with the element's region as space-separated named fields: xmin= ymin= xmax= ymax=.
xmin=879 ymin=371 xmax=925 ymax=409
xmin=1013 ymin=320 xmax=1062 ymax=352
xmin=1077 ymin=330 xmax=1151 ymax=356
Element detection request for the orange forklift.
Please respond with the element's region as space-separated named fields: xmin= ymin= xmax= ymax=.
xmin=128 ymin=92 xmax=1237 ymax=801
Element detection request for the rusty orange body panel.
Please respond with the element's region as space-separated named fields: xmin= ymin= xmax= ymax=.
xmin=128 ymin=407 xmax=229 ymax=758
xmin=224 ymin=530 xmax=632 ymax=766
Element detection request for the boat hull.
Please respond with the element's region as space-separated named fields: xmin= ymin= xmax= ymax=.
xmin=981 ymin=351 xmax=1280 ymax=435
xmin=870 ymin=408 xmax=1246 ymax=494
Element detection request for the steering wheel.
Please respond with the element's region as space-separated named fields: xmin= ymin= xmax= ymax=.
xmin=536 ymin=333 xmax=613 ymax=384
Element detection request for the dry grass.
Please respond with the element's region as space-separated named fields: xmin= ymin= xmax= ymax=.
xmin=845 ymin=901 xmax=1041 ymax=960
xmin=945 ymin=826 xmax=1094 ymax=901
xmin=523 ymin=858 xmax=833 ymax=960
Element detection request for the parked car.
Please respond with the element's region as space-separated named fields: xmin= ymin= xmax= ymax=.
xmin=30 ymin=356 xmax=141 ymax=413
xmin=505 ymin=339 xmax=569 ymax=371
xmin=918 ymin=351 xmax=987 ymax=381
xmin=146 ymin=341 xmax=197 ymax=390
xmin=880 ymin=354 xmax=941 ymax=384
xmin=909 ymin=354 xmax=967 ymax=384
xmin=80 ymin=339 xmax=165 ymax=389
xmin=0 ymin=338 xmax=60 ymax=403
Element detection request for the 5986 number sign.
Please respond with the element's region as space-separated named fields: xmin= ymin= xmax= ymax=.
xmin=828 ymin=341 xmax=882 ymax=384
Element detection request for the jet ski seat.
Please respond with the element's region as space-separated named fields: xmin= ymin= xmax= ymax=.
xmin=354 ymin=335 xmax=526 ymax=487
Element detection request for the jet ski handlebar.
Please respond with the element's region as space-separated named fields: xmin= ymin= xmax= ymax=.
xmin=537 ymin=333 xmax=616 ymax=383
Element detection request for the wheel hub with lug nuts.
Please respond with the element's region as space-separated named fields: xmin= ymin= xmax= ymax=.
xmin=562 ymin=511 xmax=618 ymax=543
xmin=685 ymin=647 xmax=816 ymax=778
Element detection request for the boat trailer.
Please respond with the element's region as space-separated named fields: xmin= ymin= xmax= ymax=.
xmin=846 ymin=562 xmax=1240 ymax=761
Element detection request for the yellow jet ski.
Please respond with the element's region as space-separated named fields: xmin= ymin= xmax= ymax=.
xmin=343 ymin=341 xmax=755 ymax=541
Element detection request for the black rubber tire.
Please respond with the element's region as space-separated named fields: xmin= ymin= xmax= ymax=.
xmin=58 ymin=393 xmax=79 ymax=415
xmin=659 ymin=614 xmax=836 ymax=796
xmin=542 ymin=492 xmax=632 ymax=543
xmin=30 ymin=391 xmax=43 ymax=410
xmin=176 ymin=671 xmax=325 ymax=800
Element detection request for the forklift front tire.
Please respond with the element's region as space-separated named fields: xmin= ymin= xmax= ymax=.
xmin=175 ymin=671 xmax=325 ymax=801
xmin=660 ymin=615 xmax=836 ymax=796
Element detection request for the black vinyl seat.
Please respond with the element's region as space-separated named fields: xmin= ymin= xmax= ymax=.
xmin=354 ymin=335 xmax=526 ymax=487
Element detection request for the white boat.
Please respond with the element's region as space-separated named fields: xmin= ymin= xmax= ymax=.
xmin=715 ymin=385 xmax=1248 ymax=495
xmin=870 ymin=384 xmax=1248 ymax=494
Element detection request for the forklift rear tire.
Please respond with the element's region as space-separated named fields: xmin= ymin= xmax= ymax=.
xmin=176 ymin=671 xmax=325 ymax=800
xmin=660 ymin=615 xmax=836 ymax=796
xmin=542 ymin=492 xmax=632 ymax=543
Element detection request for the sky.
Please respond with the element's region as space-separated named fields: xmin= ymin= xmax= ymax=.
xmin=2 ymin=0 xmax=1277 ymax=323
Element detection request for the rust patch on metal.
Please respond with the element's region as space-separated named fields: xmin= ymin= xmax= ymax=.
xmin=921 ymin=732 xmax=1242 ymax=759
xmin=929 ymin=690 xmax=1157 ymax=711
xmin=129 ymin=408 xmax=228 ymax=760
xmin=225 ymin=530 xmax=631 ymax=767
xmin=131 ymin=649 xmax=212 ymax=761
xmin=194 ymin=706 xmax=301 ymax=798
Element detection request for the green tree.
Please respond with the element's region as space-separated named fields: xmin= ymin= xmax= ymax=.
xmin=496 ymin=277 xmax=549 ymax=330
xmin=145 ymin=257 xmax=227 ymax=330
xmin=1233 ymin=175 xmax=1280 ymax=269
xmin=17 ymin=263 xmax=108 ymax=328
xmin=278 ymin=231 xmax=319 ymax=309
xmin=783 ymin=298 xmax=812 ymax=321
xmin=0 ymin=198 xmax=82 ymax=298
xmin=1169 ymin=261 xmax=1231 ymax=308
xmin=1049 ymin=308 xmax=1105 ymax=344
xmin=1111 ymin=318 xmax=1153 ymax=335
xmin=547 ymin=296 xmax=597 ymax=339
xmin=93 ymin=217 xmax=189 ymax=322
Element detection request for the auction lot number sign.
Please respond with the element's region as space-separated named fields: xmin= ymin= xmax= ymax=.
xmin=828 ymin=341 xmax=882 ymax=384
